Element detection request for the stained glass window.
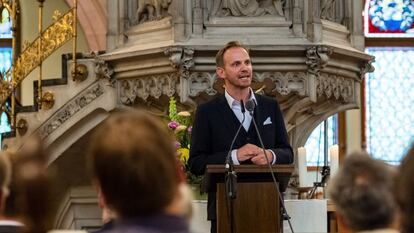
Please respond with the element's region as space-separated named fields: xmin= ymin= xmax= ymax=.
xmin=0 ymin=112 xmax=11 ymax=143
xmin=365 ymin=0 xmax=414 ymax=37
xmin=0 ymin=8 xmax=12 ymax=38
xmin=0 ymin=47 xmax=12 ymax=72
xmin=0 ymin=46 xmax=11 ymax=144
xmin=0 ymin=6 xmax=12 ymax=145
xmin=365 ymin=47 xmax=414 ymax=164
xmin=304 ymin=115 xmax=338 ymax=166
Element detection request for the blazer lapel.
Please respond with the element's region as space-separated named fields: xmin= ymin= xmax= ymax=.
xmin=216 ymin=95 xmax=244 ymax=135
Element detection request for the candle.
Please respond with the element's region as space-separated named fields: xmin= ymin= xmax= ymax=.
xmin=329 ymin=144 xmax=339 ymax=177
xmin=297 ymin=147 xmax=307 ymax=187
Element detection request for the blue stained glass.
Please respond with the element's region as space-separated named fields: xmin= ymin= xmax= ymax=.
xmin=365 ymin=47 xmax=414 ymax=164
xmin=0 ymin=8 xmax=12 ymax=39
xmin=0 ymin=48 xmax=11 ymax=144
xmin=0 ymin=6 xmax=12 ymax=146
xmin=0 ymin=47 xmax=12 ymax=73
xmin=304 ymin=115 xmax=338 ymax=166
xmin=0 ymin=111 xmax=10 ymax=144
xmin=365 ymin=0 xmax=414 ymax=37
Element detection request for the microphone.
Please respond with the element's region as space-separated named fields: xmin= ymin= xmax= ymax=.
xmin=245 ymin=99 xmax=255 ymax=115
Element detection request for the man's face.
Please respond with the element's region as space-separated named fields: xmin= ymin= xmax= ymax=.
xmin=216 ymin=47 xmax=253 ymax=91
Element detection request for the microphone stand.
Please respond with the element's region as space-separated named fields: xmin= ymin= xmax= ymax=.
xmin=225 ymin=153 xmax=237 ymax=233
xmin=308 ymin=166 xmax=330 ymax=199
xmin=224 ymin=100 xmax=245 ymax=233
xmin=309 ymin=120 xmax=330 ymax=198
xmin=246 ymin=99 xmax=295 ymax=233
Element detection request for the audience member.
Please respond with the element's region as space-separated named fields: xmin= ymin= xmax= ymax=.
xmin=327 ymin=151 xmax=399 ymax=233
xmin=396 ymin=144 xmax=414 ymax=233
xmin=93 ymin=188 xmax=117 ymax=233
xmin=14 ymin=158 xmax=55 ymax=233
xmin=0 ymin=151 xmax=23 ymax=233
xmin=13 ymin=134 xmax=56 ymax=233
xmin=88 ymin=110 xmax=190 ymax=233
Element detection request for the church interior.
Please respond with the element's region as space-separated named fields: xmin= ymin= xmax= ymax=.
xmin=0 ymin=0 xmax=412 ymax=232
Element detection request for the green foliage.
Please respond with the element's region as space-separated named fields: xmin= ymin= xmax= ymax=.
xmin=168 ymin=97 xmax=204 ymax=191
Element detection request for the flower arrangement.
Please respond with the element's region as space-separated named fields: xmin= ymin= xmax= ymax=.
xmin=168 ymin=97 xmax=203 ymax=187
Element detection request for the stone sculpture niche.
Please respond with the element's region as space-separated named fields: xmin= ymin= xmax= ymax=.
xmin=136 ymin=0 xmax=172 ymax=23
xmin=213 ymin=0 xmax=285 ymax=17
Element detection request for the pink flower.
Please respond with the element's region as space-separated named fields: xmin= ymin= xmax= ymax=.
xmin=174 ymin=140 xmax=181 ymax=149
xmin=187 ymin=126 xmax=193 ymax=134
xmin=168 ymin=121 xmax=179 ymax=129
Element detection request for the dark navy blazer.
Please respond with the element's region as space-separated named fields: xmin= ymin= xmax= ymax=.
xmin=188 ymin=94 xmax=293 ymax=220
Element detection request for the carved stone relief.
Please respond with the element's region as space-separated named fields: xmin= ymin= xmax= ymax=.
xmin=164 ymin=47 xmax=195 ymax=79
xmin=134 ymin=0 xmax=172 ymax=24
xmin=119 ymin=74 xmax=178 ymax=104
xmin=255 ymin=72 xmax=307 ymax=96
xmin=164 ymin=47 xmax=195 ymax=103
xmin=188 ymin=72 xmax=218 ymax=97
xmin=360 ymin=59 xmax=375 ymax=79
xmin=306 ymin=45 xmax=332 ymax=75
xmin=212 ymin=0 xmax=285 ymax=17
xmin=39 ymin=83 xmax=105 ymax=139
xmin=184 ymin=71 xmax=307 ymax=99
xmin=316 ymin=73 xmax=353 ymax=102
xmin=320 ymin=0 xmax=336 ymax=21
xmin=94 ymin=56 xmax=115 ymax=86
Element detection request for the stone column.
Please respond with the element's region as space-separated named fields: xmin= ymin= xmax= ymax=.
xmin=306 ymin=0 xmax=322 ymax=43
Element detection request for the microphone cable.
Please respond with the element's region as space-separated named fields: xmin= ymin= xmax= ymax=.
xmin=245 ymin=99 xmax=295 ymax=233
xmin=224 ymin=99 xmax=246 ymax=233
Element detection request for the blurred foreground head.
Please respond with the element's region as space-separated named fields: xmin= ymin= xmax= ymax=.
xmin=5 ymin=133 xmax=55 ymax=233
xmin=396 ymin=144 xmax=414 ymax=233
xmin=89 ymin=110 xmax=180 ymax=218
xmin=328 ymin=151 xmax=397 ymax=232
xmin=0 ymin=150 xmax=12 ymax=213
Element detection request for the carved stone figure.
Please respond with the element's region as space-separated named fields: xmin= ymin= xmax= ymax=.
xmin=213 ymin=0 xmax=284 ymax=17
xmin=272 ymin=0 xmax=284 ymax=16
xmin=136 ymin=0 xmax=172 ymax=23
xmin=320 ymin=0 xmax=336 ymax=20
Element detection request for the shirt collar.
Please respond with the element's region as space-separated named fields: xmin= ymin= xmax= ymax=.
xmin=224 ymin=88 xmax=257 ymax=109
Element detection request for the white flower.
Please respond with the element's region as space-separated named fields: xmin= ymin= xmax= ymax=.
xmin=177 ymin=111 xmax=191 ymax=117
xmin=175 ymin=125 xmax=187 ymax=133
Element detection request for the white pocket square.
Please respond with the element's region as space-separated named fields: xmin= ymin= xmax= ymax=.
xmin=263 ymin=117 xmax=272 ymax=125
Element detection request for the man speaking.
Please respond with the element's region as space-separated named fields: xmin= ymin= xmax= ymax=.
xmin=188 ymin=41 xmax=294 ymax=233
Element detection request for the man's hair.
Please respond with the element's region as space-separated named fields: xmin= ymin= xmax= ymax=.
xmin=396 ymin=144 xmax=414 ymax=233
xmin=88 ymin=110 xmax=179 ymax=218
xmin=0 ymin=151 xmax=11 ymax=198
xmin=327 ymin=151 xmax=397 ymax=231
xmin=215 ymin=41 xmax=250 ymax=68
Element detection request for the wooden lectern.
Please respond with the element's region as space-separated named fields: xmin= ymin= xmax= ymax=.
xmin=205 ymin=164 xmax=293 ymax=233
